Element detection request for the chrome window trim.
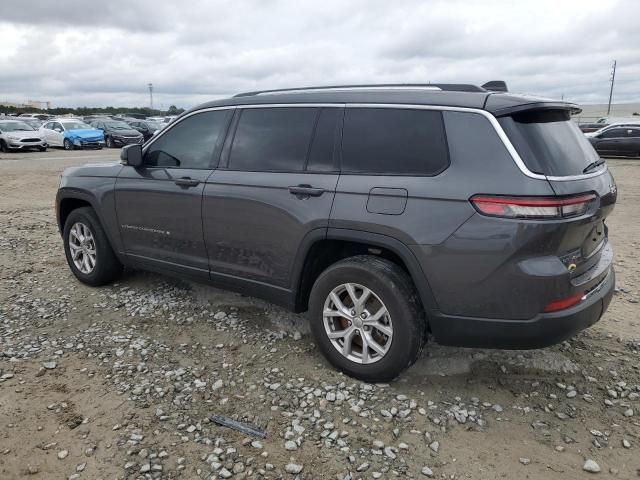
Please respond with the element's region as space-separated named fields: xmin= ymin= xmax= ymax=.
xmin=144 ymin=102 xmax=607 ymax=181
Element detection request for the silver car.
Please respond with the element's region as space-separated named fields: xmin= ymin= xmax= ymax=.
xmin=0 ymin=119 xmax=47 ymax=152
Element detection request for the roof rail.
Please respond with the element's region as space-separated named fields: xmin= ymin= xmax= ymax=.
xmin=233 ymin=83 xmax=489 ymax=97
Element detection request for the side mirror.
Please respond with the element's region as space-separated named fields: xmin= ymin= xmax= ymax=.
xmin=121 ymin=144 xmax=143 ymax=167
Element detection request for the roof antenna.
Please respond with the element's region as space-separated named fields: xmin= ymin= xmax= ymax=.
xmin=481 ymin=81 xmax=508 ymax=92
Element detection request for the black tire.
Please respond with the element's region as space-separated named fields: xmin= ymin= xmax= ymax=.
xmin=105 ymin=136 xmax=113 ymax=148
xmin=63 ymin=207 xmax=122 ymax=286
xmin=0 ymin=140 xmax=11 ymax=153
xmin=63 ymin=139 xmax=74 ymax=150
xmin=308 ymin=255 xmax=425 ymax=382
xmin=38 ymin=146 xmax=47 ymax=152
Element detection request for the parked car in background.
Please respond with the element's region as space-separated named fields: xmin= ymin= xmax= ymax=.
xmin=595 ymin=116 xmax=640 ymax=125
xmin=585 ymin=122 xmax=640 ymax=138
xmin=579 ymin=122 xmax=607 ymax=133
xmin=83 ymin=115 xmax=113 ymax=124
xmin=163 ymin=115 xmax=178 ymax=124
xmin=39 ymin=119 xmax=105 ymax=150
xmin=146 ymin=116 xmax=165 ymax=123
xmin=20 ymin=113 xmax=52 ymax=121
xmin=90 ymin=120 xmax=143 ymax=148
xmin=588 ymin=125 xmax=640 ymax=157
xmin=0 ymin=119 xmax=47 ymax=152
xmin=126 ymin=119 xmax=164 ymax=141
xmin=21 ymin=118 xmax=45 ymax=129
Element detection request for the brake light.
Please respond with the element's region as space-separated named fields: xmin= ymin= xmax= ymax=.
xmin=543 ymin=292 xmax=584 ymax=313
xmin=470 ymin=194 xmax=596 ymax=219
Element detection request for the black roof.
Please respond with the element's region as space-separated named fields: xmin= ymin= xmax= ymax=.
xmin=191 ymin=84 xmax=580 ymax=117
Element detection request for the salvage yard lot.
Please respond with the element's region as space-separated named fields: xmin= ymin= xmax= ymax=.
xmin=0 ymin=149 xmax=639 ymax=479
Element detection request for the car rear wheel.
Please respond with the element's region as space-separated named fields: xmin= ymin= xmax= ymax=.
xmin=63 ymin=207 xmax=122 ymax=286
xmin=63 ymin=139 xmax=74 ymax=150
xmin=308 ymin=255 xmax=425 ymax=382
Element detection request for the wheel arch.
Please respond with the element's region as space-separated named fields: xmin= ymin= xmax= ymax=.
xmin=56 ymin=189 xmax=123 ymax=261
xmin=291 ymin=228 xmax=439 ymax=320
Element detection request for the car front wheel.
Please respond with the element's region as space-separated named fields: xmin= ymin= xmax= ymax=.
xmin=63 ymin=207 xmax=122 ymax=286
xmin=308 ymin=255 xmax=425 ymax=382
xmin=105 ymin=136 xmax=113 ymax=148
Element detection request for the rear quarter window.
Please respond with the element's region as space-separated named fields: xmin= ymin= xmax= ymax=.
xmin=341 ymin=108 xmax=449 ymax=175
xmin=498 ymin=109 xmax=600 ymax=177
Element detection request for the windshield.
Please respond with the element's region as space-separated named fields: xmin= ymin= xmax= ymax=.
xmin=63 ymin=122 xmax=92 ymax=130
xmin=104 ymin=121 xmax=132 ymax=130
xmin=0 ymin=121 xmax=35 ymax=132
xmin=499 ymin=109 xmax=600 ymax=177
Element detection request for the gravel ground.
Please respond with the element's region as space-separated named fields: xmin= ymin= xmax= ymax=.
xmin=0 ymin=148 xmax=639 ymax=479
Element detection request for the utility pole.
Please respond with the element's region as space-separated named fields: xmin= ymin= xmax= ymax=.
xmin=148 ymin=83 xmax=154 ymax=111
xmin=607 ymin=60 xmax=616 ymax=116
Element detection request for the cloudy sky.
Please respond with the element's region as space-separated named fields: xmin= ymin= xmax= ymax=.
xmin=1 ymin=0 xmax=639 ymax=109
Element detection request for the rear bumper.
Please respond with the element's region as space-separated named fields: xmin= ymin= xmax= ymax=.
xmin=429 ymin=267 xmax=615 ymax=349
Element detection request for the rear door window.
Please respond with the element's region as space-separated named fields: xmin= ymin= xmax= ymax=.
xmin=228 ymin=107 xmax=317 ymax=172
xmin=341 ymin=108 xmax=449 ymax=175
xmin=600 ymin=128 xmax=626 ymax=139
xmin=498 ymin=109 xmax=600 ymax=177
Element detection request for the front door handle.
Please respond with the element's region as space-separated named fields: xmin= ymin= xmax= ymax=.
xmin=174 ymin=177 xmax=200 ymax=187
xmin=288 ymin=184 xmax=325 ymax=198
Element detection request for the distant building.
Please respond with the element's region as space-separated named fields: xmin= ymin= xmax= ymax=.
xmin=0 ymin=99 xmax=51 ymax=110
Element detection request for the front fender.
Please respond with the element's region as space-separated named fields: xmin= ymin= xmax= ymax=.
xmin=56 ymin=179 xmax=124 ymax=260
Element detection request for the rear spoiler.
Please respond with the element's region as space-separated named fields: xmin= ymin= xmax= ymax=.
xmin=489 ymin=101 xmax=582 ymax=117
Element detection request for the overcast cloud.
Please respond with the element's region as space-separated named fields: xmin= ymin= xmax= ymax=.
xmin=1 ymin=0 xmax=639 ymax=109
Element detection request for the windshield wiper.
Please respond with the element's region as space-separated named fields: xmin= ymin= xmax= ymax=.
xmin=583 ymin=159 xmax=606 ymax=174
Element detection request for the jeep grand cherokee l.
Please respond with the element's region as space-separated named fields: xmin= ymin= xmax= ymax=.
xmin=55 ymin=83 xmax=616 ymax=382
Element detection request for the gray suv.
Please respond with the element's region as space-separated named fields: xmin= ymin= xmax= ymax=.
xmin=55 ymin=83 xmax=617 ymax=382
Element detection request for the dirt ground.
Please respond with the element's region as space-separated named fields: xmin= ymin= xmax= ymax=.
xmin=0 ymin=148 xmax=639 ymax=480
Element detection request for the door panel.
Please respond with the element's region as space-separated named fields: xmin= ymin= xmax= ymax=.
xmin=203 ymin=171 xmax=338 ymax=288
xmin=115 ymin=167 xmax=212 ymax=276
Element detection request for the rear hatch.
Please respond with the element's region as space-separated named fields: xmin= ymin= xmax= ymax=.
xmin=498 ymin=108 xmax=617 ymax=282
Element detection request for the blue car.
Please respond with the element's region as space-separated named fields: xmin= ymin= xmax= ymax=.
xmin=39 ymin=119 xmax=105 ymax=150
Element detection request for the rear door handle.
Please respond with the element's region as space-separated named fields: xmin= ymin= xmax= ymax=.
xmin=174 ymin=177 xmax=200 ymax=187
xmin=288 ymin=184 xmax=325 ymax=197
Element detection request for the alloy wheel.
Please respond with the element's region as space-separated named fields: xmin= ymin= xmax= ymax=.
xmin=68 ymin=222 xmax=97 ymax=274
xmin=323 ymin=283 xmax=393 ymax=364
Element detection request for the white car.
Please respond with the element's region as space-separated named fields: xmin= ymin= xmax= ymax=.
xmin=0 ymin=119 xmax=47 ymax=152
xmin=39 ymin=119 xmax=105 ymax=150
xmin=585 ymin=121 xmax=640 ymax=138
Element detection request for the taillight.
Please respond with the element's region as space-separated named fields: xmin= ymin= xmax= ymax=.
xmin=470 ymin=193 xmax=596 ymax=219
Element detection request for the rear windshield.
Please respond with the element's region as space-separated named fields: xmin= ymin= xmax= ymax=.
xmin=498 ymin=109 xmax=600 ymax=177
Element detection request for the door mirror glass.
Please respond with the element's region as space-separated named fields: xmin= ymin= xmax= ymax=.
xmin=121 ymin=144 xmax=143 ymax=167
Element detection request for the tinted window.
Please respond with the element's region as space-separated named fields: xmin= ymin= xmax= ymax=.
xmin=601 ymin=128 xmax=626 ymax=139
xmin=499 ymin=110 xmax=600 ymax=176
xmin=341 ymin=108 xmax=449 ymax=175
xmin=144 ymin=110 xmax=231 ymax=169
xmin=229 ymin=108 xmax=317 ymax=172
xmin=628 ymin=129 xmax=640 ymax=138
xmin=307 ymin=108 xmax=341 ymax=171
